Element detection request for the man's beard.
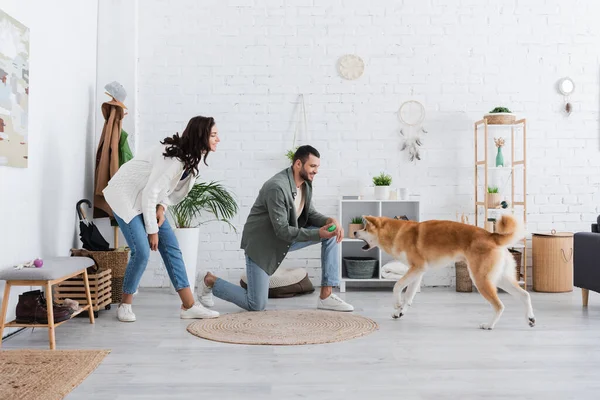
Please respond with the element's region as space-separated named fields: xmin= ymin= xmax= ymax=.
xmin=299 ymin=166 xmax=311 ymax=181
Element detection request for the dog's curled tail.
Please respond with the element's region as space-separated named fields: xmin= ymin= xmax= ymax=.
xmin=492 ymin=214 xmax=525 ymax=247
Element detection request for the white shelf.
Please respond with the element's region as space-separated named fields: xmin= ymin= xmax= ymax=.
xmin=485 ymin=207 xmax=525 ymax=213
xmin=477 ymin=165 xmax=524 ymax=170
xmin=339 ymin=199 xmax=421 ymax=292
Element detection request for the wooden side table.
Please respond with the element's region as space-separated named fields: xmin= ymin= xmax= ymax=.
xmin=532 ymin=230 xmax=574 ymax=293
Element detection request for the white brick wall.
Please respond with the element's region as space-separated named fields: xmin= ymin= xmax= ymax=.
xmin=130 ymin=0 xmax=600 ymax=287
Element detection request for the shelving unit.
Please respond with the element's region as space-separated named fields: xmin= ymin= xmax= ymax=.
xmin=338 ymin=199 xmax=420 ymax=292
xmin=474 ymin=117 xmax=527 ymax=289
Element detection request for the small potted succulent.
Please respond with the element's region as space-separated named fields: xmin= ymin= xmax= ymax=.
xmin=348 ymin=216 xmax=364 ymax=238
xmin=484 ymin=106 xmax=516 ymax=125
xmin=373 ymin=172 xmax=392 ymax=200
xmin=486 ymin=186 xmax=501 ymax=208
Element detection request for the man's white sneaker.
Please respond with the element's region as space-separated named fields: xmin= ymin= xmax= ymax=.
xmin=317 ymin=293 xmax=354 ymax=312
xmin=197 ymin=273 xmax=215 ymax=307
xmin=117 ymin=303 xmax=136 ymax=322
xmin=180 ymin=303 xmax=219 ymax=319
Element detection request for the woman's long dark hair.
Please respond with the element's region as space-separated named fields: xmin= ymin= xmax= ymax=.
xmin=161 ymin=116 xmax=215 ymax=177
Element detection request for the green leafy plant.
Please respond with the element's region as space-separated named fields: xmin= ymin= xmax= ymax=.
xmin=351 ymin=216 xmax=364 ymax=224
xmin=170 ymin=181 xmax=239 ymax=231
xmin=372 ymin=172 xmax=392 ymax=186
xmin=489 ymin=106 xmax=512 ymax=113
xmin=487 ymin=186 xmax=499 ymax=193
xmin=286 ymin=146 xmax=299 ymax=163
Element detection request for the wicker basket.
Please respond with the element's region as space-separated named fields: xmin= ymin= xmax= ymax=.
xmin=53 ymin=268 xmax=112 ymax=317
xmin=343 ymin=257 xmax=377 ymax=279
xmin=70 ymin=248 xmax=129 ymax=303
xmin=455 ymin=261 xmax=472 ymax=292
xmin=509 ymin=248 xmax=522 ymax=281
xmin=484 ymin=113 xmax=516 ymax=125
xmin=456 ymin=250 xmax=522 ymax=293
xmin=532 ymin=232 xmax=574 ymax=292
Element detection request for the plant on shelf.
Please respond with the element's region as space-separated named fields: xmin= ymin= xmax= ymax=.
xmin=372 ymin=172 xmax=392 ymax=200
xmin=489 ymin=106 xmax=512 ymax=113
xmin=348 ymin=216 xmax=364 ymax=239
xmin=494 ymin=137 xmax=506 ymax=167
xmin=373 ymin=172 xmax=392 ymax=186
xmin=486 ymin=186 xmax=501 ymax=208
xmin=168 ymin=181 xmax=239 ymax=292
xmin=485 ymin=106 xmax=515 ymax=125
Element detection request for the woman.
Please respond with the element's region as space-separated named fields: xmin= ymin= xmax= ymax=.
xmin=103 ymin=116 xmax=220 ymax=322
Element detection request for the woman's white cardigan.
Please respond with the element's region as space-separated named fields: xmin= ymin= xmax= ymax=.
xmin=103 ymin=144 xmax=195 ymax=234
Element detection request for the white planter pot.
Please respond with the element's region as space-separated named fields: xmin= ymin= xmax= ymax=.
xmin=172 ymin=227 xmax=200 ymax=293
xmin=374 ymin=186 xmax=390 ymax=200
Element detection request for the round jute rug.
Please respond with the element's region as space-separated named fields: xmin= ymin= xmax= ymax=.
xmin=186 ymin=310 xmax=378 ymax=345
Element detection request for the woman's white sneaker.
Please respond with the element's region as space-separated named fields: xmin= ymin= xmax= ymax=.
xmin=180 ymin=303 xmax=219 ymax=319
xmin=117 ymin=303 xmax=136 ymax=322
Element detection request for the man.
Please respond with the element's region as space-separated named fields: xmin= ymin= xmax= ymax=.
xmin=197 ymin=145 xmax=353 ymax=312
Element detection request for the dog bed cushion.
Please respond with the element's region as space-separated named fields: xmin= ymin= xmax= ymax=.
xmin=240 ymin=267 xmax=314 ymax=298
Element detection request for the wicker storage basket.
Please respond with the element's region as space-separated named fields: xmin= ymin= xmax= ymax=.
xmin=343 ymin=257 xmax=378 ymax=279
xmin=509 ymin=248 xmax=522 ymax=281
xmin=455 ymin=261 xmax=472 ymax=292
xmin=532 ymin=232 xmax=573 ymax=292
xmin=457 ymin=250 xmax=522 ymax=292
xmin=53 ymin=268 xmax=112 ymax=317
xmin=484 ymin=113 xmax=516 ymax=125
xmin=70 ymin=248 xmax=129 ymax=303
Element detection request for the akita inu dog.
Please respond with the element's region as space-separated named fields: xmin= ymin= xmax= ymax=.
xmin=355 ymin=215 xmax=535 ymax=330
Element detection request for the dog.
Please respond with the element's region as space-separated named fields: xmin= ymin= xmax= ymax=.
xmin=355 ymin=215 xmax=535 ymax=330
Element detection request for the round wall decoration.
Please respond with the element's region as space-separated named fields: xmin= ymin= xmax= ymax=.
xmin=337 ymin=54 xmax=365 ymax=80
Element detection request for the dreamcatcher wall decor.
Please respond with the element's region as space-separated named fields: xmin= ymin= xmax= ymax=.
xmin=398 ymin=100 xmax=427 ymax=161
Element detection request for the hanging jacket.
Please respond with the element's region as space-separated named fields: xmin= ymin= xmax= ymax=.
xmin=94 ymin=100 xmax=125 ymax=218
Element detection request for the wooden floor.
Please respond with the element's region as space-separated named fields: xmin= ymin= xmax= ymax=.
xmin=3 ymin=286 xmax=600 ymax=399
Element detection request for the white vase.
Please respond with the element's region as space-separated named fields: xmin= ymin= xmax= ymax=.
xmin=172 ymin=227 xmax=200 ymax=293
xmin=374 ymin=186 xmax=390 ymax=200
xmin=399 ymin=187 xmax=409 ymax=200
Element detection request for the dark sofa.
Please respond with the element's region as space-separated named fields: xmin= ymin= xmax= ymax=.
xmin=574 ymin=215 xmax=600 ymax=306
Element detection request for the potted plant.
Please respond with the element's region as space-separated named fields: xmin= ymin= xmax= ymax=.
xmin=373 ymin=172 xmax=392 ymax=200
xmin=484 ymin=106 xmax=516 ymax=125
xmin=169 ymin=181 xmax=238 ymax=292
xmin=486 ymin=186 xmax=501 ymax=208
xmin=348 ymin=216 xmax=364 ymax=238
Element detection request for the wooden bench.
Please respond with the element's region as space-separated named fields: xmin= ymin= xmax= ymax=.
xmin=0 ymin=257 xmax=95 ymax=350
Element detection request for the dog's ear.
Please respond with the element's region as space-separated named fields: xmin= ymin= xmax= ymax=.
xmin=363 ymin=215 xmax=379 ymax=227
